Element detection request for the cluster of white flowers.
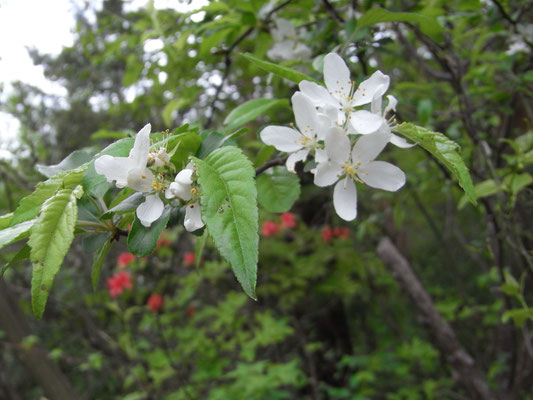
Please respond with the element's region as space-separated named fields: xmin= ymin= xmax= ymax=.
xmin=261 ymin=53 xmax=414 ymax=221
xmin=94 ymin=123 xmax=204 ymax=230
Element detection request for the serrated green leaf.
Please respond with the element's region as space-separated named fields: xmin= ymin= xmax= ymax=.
xmin=91 ymin=232 xmax=113 ymax=290
xmin=10 ymin=167 xmax=85 ymax=227
xmin=224 ymin=98 xmax=288 ymax=131
xmin=29 ymin=186 xmax=82 ymax=318
xmin=0 ymin=220 xmax=36 ymax=250
xmin=257 ymin=166 xmax=300 ymax=213
xmin=127 ymin=207 xmax=171 ymax=257
xmin=357 ymin=8 xmax=444 ymax=41
xmin=193 ymin=147 xmax=258 ymax=299
xmin=394 ymin=123 xmax=477 ymax=205
xmin=1 ymin=244 xmax=30 ymax=276
xmin=241 ymin=53 xmax=320 ymax=85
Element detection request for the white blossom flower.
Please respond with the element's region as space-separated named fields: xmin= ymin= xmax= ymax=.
xmin=165 ymin=164 xmax=205 ymax=232
xmin=314 ymin=127 xmax=406 ymax=221
xmin=260 ymin=92 xmax=326 ymax=172
xmin=184 ymin=202 xmax=204 ymax=232
xmin=267 ymin=18 xmax=312 ymax=61
xmin=299 ymin=52 xmax=389 ymax=135
xmin=149 ymin=146 xmax=170 ymax=167
xmin=94 ymin=123 xmax=164 ymax=227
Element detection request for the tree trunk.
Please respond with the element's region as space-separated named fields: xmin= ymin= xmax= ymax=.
xmin=377 ymin=237 xmax=498 ymax=400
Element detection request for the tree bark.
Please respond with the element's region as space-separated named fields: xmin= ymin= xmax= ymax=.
xmin=377 ymin=237 xmax=498 ymax=400
xmin=0 ymin=278 xmax=81 ymax=400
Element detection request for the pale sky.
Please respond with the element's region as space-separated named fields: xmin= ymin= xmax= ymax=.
xmin=0 ymin=0 xmax=207 ymax=159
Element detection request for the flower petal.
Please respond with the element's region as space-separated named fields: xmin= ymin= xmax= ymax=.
xmin=384 ymin=95 xmax=397 ymax=115
xmin=260 ymin=126 xmax=302 ymax=152
xmin=298 ymin=81 xmax=338 ymax=108
xmin=130 ymin=123 xmax=151 ymax=168
xmin=314 ymin=161 xmax=342 ymax=187
xmin=292 ymin=92 xmax=319 ymax=137
xmin=314 ymin=148 xmax=328 ymax=164
xmin=127 ymin=167 xmax=154 ymax=192
xmin=349 ymin=110 xmax=385 ymax=135
xmin=353 ymin=70 xmax=390 ymax=107
xmin=325 ymin=126 xmax=351 ymax=162
xmin=333 ymin=178 xmax=357 ymax=221
xmin=184 ymin=202 xmax=204 ymax=232
xmin=390 ymin=133 xmax=416 ymax=148
xmin=352 ymin=131 xmax=391 ymax=164
xmin=136 ymin=194 xmax=164 ymax=227
xmin=94 ymin=155 xmax=135 ymax=188
xmin=324 ymin=53 xmax=352 ymax=102
xmin=359 ymin=161 xmax=406 ymax=191
xmin=286 ymin=148 xmax=309 ymax=173
xmin=175 ymin=169 xmax=193 ymax=185
xmin=166 ymin=181 xmax=192 ymax=201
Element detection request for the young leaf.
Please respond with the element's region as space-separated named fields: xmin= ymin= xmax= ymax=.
xmin=394 ymin=123 xmax=477 ymax=205
xmin=241 ymin=53 xmax=320 ymax=85
xmin=127 ymin=207 xmax=171 ymax=257
xmin=0 ymin=213 xmax=13 ymax=230
xmin=257 ymin=166 xmax=301 ymax=213
xmin=91 ymin=232 xmax=113 ymax=290
xmin=103 ymin=192 xmax=145 ymax=218
xmin=0 ymin=220 xmax=35 ymax=251
xmin=29 ymin=186 xmax=83 ymax=318
xmin=192 ymin=147 xmax=258 ymax=299
xmin=223 ymin=98 xmax=288 ymax=131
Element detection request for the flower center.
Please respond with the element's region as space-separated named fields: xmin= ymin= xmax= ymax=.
xmin=342 ymin=161 xmax=364 ymax=184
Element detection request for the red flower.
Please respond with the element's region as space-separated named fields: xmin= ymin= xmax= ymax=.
xmin=321 ymin=227 xmax=334 ymax=243
xmin=334 ymin=227 xmax=350 ymax=240
xmin=183 ymin=251 xmax=195 ymax=266
xmin=261 ymin=221 xmax=280 ymax=237
xmin=280 ymin=212 xmax=297 ymax=229
xmin=117 ymin=252 xmax=135 ymax=268
xmin=107 ymin=271 xmax=133 ymax=298
xmin=186 ymin=305 xmax=196 ymax=317
xmin=147 ymin=293 xmax=164 ymax=312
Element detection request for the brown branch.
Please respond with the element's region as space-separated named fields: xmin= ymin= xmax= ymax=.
xmin=254 ymin=156 xmax=288 ymax=176
xmin=377 ymin=237 xmax=498 ymax=400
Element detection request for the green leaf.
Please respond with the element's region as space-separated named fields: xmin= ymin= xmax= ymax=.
xmin=10 ymin=168 xmax=85 ymax=227
xmin=36 ymin=150 xmax=93 ymax=178
xmin=193 ymin=147 xmax=258 ymax=299
xmin=502 ymin=308 xmax=533 ymax=328
xmin=224 ymin=98 xmax=289 ymax=131
xmin=357 ymin=8 xmax=444 ymax=41
xmin=168 ymin=132 xmax=203 ymax=168
xmin=91 ymin=232 xmax=113 ymax=290
xmin=1 ymin=244 xmax=30 ymax=276
xmin=127 ymin=207 xmax=171 ymax=257
xmin=241 ymin=53 xmax=320 ymax=85
xmin=394 ymin=123 xmax=477 ymax=205
xmin=28 ymin=186 xmax=83 ymax=318
xmin=257 ymin=166 xmax=301 ymax=213
xmin=0 ymin=220 xmax=36 ymax=251
xmin=0 ymin=213 xmax=13 ymax=230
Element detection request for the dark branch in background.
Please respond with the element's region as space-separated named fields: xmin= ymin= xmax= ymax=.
xmin=205 ymin=0 xmax=293 ymax=128
xmin=255 ymin=155 xmax=288 ymax=176
xmin=377 ymin=237 xmax=498 ymax=400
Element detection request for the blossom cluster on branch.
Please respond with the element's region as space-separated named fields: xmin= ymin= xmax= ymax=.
xmin=261 ymin=53 xmax=414 ymax=221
